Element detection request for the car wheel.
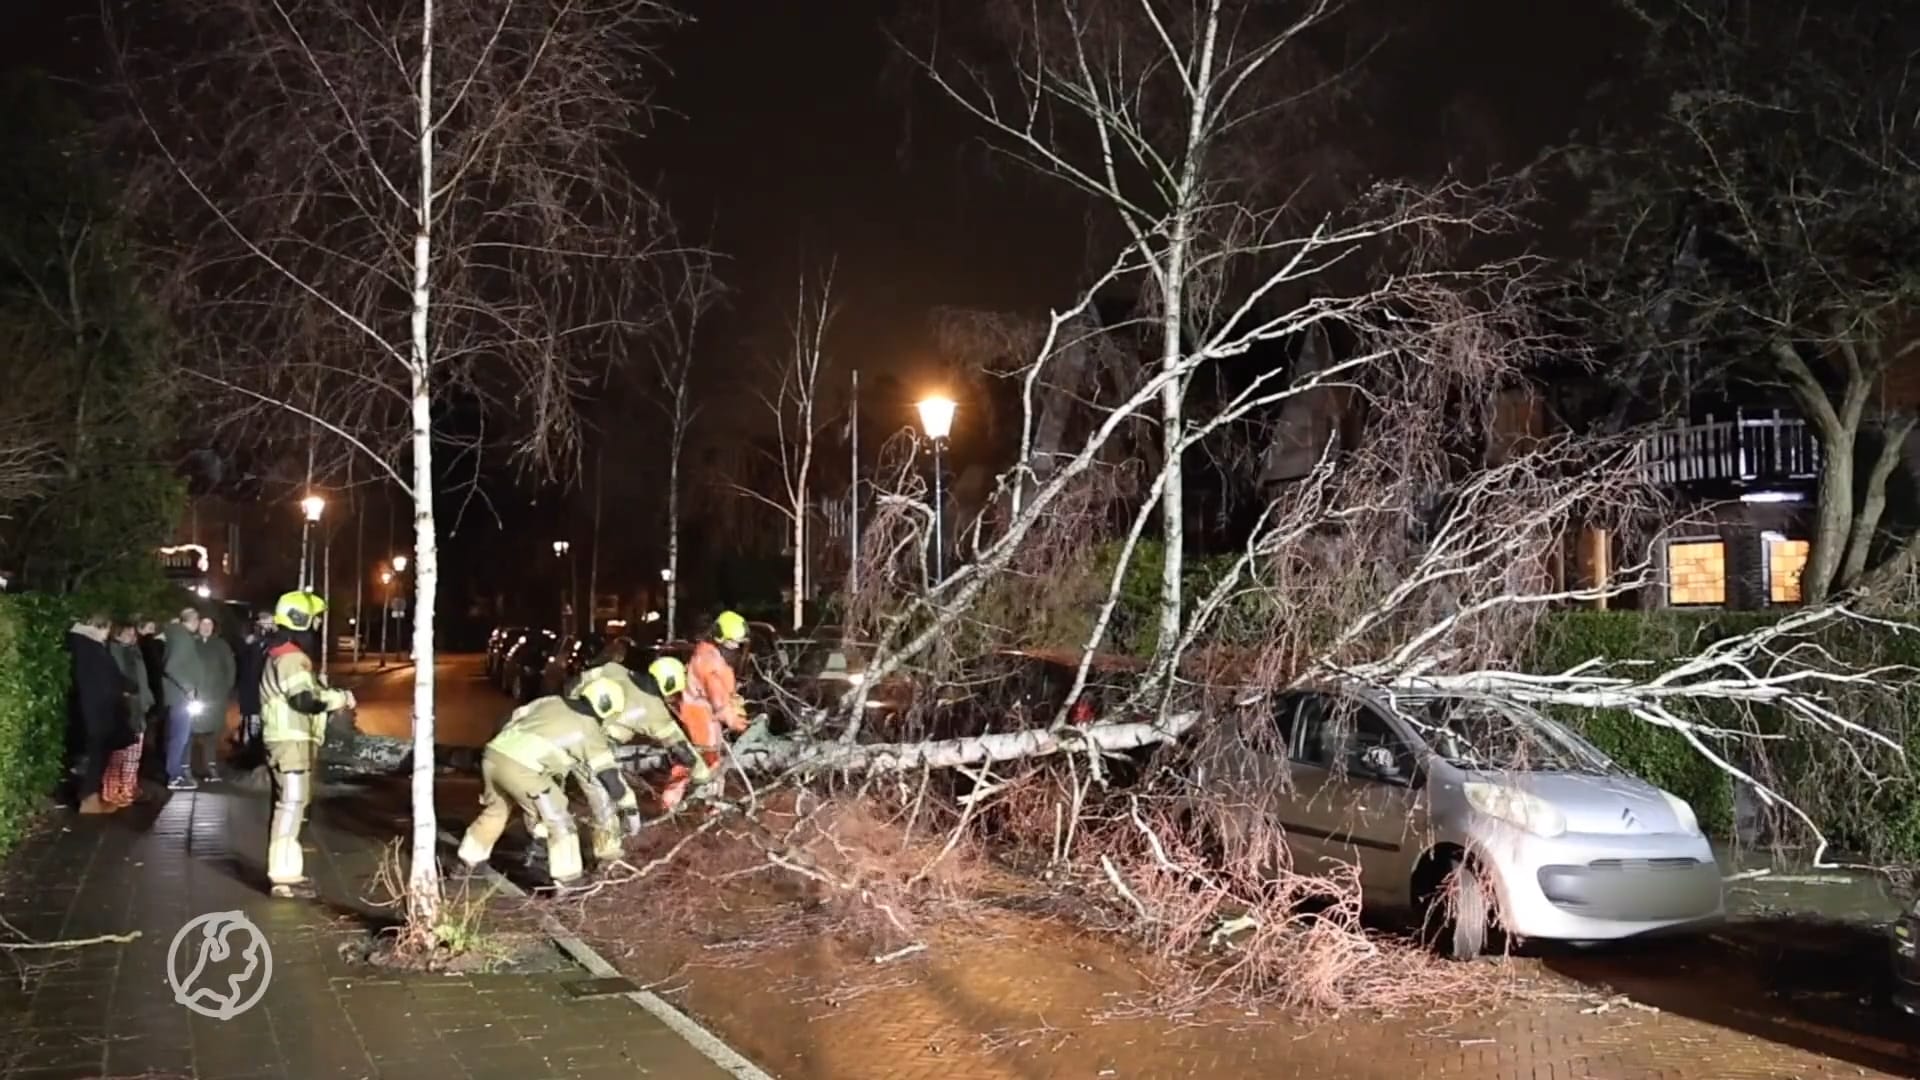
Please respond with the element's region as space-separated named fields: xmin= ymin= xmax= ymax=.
xmin=1435 ymin=858 xmax=1501 ymax=961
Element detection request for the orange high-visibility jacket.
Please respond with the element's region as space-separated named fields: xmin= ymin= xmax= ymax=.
xmin=686 ymin=640 xmax=744 ymax=733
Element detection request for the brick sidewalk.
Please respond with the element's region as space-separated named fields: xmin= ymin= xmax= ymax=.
xmin=0 ymin=784 xmax=741 ymax=1080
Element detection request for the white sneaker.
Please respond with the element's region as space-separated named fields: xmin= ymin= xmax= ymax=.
xmin=167 ymin=776 xmax=198 ymax=791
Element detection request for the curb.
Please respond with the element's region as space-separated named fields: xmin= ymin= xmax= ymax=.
xmin=435 ymin=830 xmax=775 ymax=1080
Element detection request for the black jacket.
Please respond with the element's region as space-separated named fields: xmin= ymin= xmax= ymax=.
xmin=137 ymin=632 xmax=167 ymax=709
xmin=66 ymin=627 xmax=122 ymax=732
xmin=236 ymin=633 xmax=269 ymax=715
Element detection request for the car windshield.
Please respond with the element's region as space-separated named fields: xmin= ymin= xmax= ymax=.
xmin=1405 ymin=696 xmax=1615 ymax=775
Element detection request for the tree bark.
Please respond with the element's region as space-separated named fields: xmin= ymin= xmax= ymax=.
xmin=667 ymin=435 xmax=680 ymax=639
xmin=1838 ymin=415 xmax=1916 ymax=589
xmin=407 ymin=0 xmax=440 ymax=926
xmin=673 ymin=711 xmax=1202 ymax=777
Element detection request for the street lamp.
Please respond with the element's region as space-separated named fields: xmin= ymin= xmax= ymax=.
xmin=377 ymin=568 xmax=396 ymax=663
xmin=298 ymin=493 xmax=326 ymax=590
xmin=553 ymin=540 xmax=576 ymax=636
xmin=915 ymin=395 xmax=957 ymax=583
xmin=391 ymin=554 xmax=408 ymax=573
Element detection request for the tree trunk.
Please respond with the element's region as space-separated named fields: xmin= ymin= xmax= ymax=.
xmin=407 ymin=0 xmax=440 ymax=926
xmin=792 ymin=472 xmax=807 ymax=631
xmin=588 ymin=443 xmax=602 ymax=631
xmin=1803 ymin=428 xmax=1854 ymax=604
xmin=660 ymin=711 xmax=1202 ymax=776
xmin=1157 ymin=297 xmax=1184 ymax=657
xmin=667 ymin=437 xmax=680 ymax=640
xmin=1838 ymin=417 xmax=1916 ymax=589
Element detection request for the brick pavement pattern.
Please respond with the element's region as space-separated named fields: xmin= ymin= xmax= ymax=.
xmin=592 ymin=904 xmax=1920 ymax=1080
xmin=0 ymin=785 xmax=739 ymax=1080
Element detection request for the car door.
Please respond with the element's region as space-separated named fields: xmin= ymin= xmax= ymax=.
xmin=1279 ymin=694 xmax=1423 ymax=906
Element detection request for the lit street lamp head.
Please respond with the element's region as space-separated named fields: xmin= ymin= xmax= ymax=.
xmin=380 ymin=571 xmax=393 ymax=585
xmin=391 ymin=555 xmax=408 ymax=573
xmin=553 ymin=540 xmax=571 ymax=557
xmin=916 ymin=395 xmax=957 ymax=441
xmin=300 ymin=494 xmax=326 ymax=522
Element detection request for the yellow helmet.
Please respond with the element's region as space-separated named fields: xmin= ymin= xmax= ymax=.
xmin=715 ymin=610 xmax=748 ymax=645
xmin=273 ymin=590 xmax=328 ymax=631
xmin=575 ymin=674 xmax=627 ymax=724
xmin=648 ymin=656 xmax=687 ymax=698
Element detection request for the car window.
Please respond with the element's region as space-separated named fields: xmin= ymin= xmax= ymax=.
xmin=1292 ymin=698 xmax=1416 ymax=782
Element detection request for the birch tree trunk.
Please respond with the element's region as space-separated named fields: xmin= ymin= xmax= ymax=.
xmin=406 ymin=0 xmax=439 ymax=922
xmin=667 ymin=444 xmax=681 ymax=638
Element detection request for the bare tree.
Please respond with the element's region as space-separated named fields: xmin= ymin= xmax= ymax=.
xmin=113 ymin=0 xmax=681 ymax=924
xmin=643 ymin=237 xmax=725 ymax=640
xmin=1579 ymin=0 xmax=1920 ymax=602
xmin=744 ymin=263 xmax=837 ymax=631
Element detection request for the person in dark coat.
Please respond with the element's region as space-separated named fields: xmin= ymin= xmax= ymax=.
xmin=134 ymin=617 xmax=168 ymax=780
xmin=232 ymin=608 xmax=274 ymax=772
xmin=67 ymin=613 xmax=126 ymax=815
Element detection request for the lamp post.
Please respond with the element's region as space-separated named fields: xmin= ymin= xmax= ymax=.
xmin=379 ymin=569 xmax=394 ymax=663
xmin=380 ymin=554 xmax=409 ymax=665
xmin=553 ymin=540 xmax=575 ymax=637
xmin=298 ymin=494 xmax=326 ymax=590
xmin=915 ymin=395 xmax=956 ymax=585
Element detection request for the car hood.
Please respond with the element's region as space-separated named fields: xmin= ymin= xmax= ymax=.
xmin=1462 ymin=770 xmax=1689 ymax=836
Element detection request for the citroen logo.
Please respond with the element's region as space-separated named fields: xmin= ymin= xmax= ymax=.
xmin=1620 ymin=807 xmax=1640 ymax=830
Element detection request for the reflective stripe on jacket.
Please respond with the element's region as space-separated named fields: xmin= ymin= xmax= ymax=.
xmin=260 ymin=646 xmax=345 ymax=744
xmin=487 ymin=697 xmax=619 ymax=779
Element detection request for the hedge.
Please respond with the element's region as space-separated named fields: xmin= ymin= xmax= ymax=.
xmin=0 ymin=580 xmax=190 ymax=858
xmin=1532 ymin=610 xmax=1920 ymax=863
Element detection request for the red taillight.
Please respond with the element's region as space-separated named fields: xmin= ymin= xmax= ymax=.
xmin=1069 ymin=697 xmax=1096 ymax=725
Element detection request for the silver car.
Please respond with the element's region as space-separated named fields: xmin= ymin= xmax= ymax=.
xmin=1186 ymin=684 xmax=1724 ymax=958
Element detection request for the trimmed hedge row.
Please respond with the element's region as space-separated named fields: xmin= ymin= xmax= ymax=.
xmin=0 ymin=595 xmax=77 ymax=855
xmin=0 ymin=582 xmax=191 ymax=858
xmin=1532 ymin=610 xmax=1920 ymax=862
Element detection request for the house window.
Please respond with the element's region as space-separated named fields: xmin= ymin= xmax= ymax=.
xmin=1767 ymin=538 xmax=1809 ymax=604
xmin=1667 ymin=539 xmax=1727 ymax=606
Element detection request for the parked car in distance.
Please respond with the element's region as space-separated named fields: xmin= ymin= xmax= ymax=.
xmin=486 ymin=625 xmax=528 ymax=682
xmin=498 ymin=630 xmax=561 ymax=702
xmin=1176 ymin=684 xmax=1723 ymax=960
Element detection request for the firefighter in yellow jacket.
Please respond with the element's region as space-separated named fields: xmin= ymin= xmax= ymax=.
xmin=565 ymin=656 xmax=710 ymax=825
xmin=457 ymin=675 xmax=644 ymax=886
xmin=260 ymin=590 xmax=356 ymax=899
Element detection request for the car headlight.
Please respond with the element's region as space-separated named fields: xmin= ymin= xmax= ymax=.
xmin=1660 ymin=791 xmax=1702 ymax=836
xmin=1465 ymin=782 xmax=1566 ymax=838
xmin=845 ymin=671 xmax=866 ymax=686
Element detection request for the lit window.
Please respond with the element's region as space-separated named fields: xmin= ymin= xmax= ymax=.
xmin=1668 ymin=540 xmax=1726 ymax=606
xmin=1768 ymin=538 xmax=1809 ymax=604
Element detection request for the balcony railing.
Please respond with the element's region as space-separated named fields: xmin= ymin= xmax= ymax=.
xmin=1638 ymin=410 xmax=1821 ymax=487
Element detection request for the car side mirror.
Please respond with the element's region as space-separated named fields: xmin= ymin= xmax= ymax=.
xmin=1360 ymin=745 xmax=1400 ymax=778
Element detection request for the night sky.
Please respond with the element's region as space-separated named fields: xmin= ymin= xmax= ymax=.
xmin=0 ymin=0 xmax=1634 ymax=619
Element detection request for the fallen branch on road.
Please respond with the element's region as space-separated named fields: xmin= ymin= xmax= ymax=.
xmin=0 ymin=931 xmax=142 ymax=950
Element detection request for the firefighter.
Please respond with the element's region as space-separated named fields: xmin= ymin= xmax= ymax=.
xmin=564 ymin=655 xmax=706 ymax=833
xmin=456 ymin=675 xmax=644 ymax=887
xmin=259 ymin=590 xmax=356 ymax=899
xmin=663 ymin=612 xmax=750 ymax=809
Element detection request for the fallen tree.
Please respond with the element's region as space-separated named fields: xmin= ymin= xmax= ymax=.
xmin=579 ymin=0 xmax=1918 ymax=1015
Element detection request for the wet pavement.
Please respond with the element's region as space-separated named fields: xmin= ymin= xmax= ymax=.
xmin=579 ymin=894 xmax=1920 ymax=1080
xmin=345 ymin=655 xmax=503 ymax=749
xmin=0 ymin=781 xmax=741 ymax=1079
